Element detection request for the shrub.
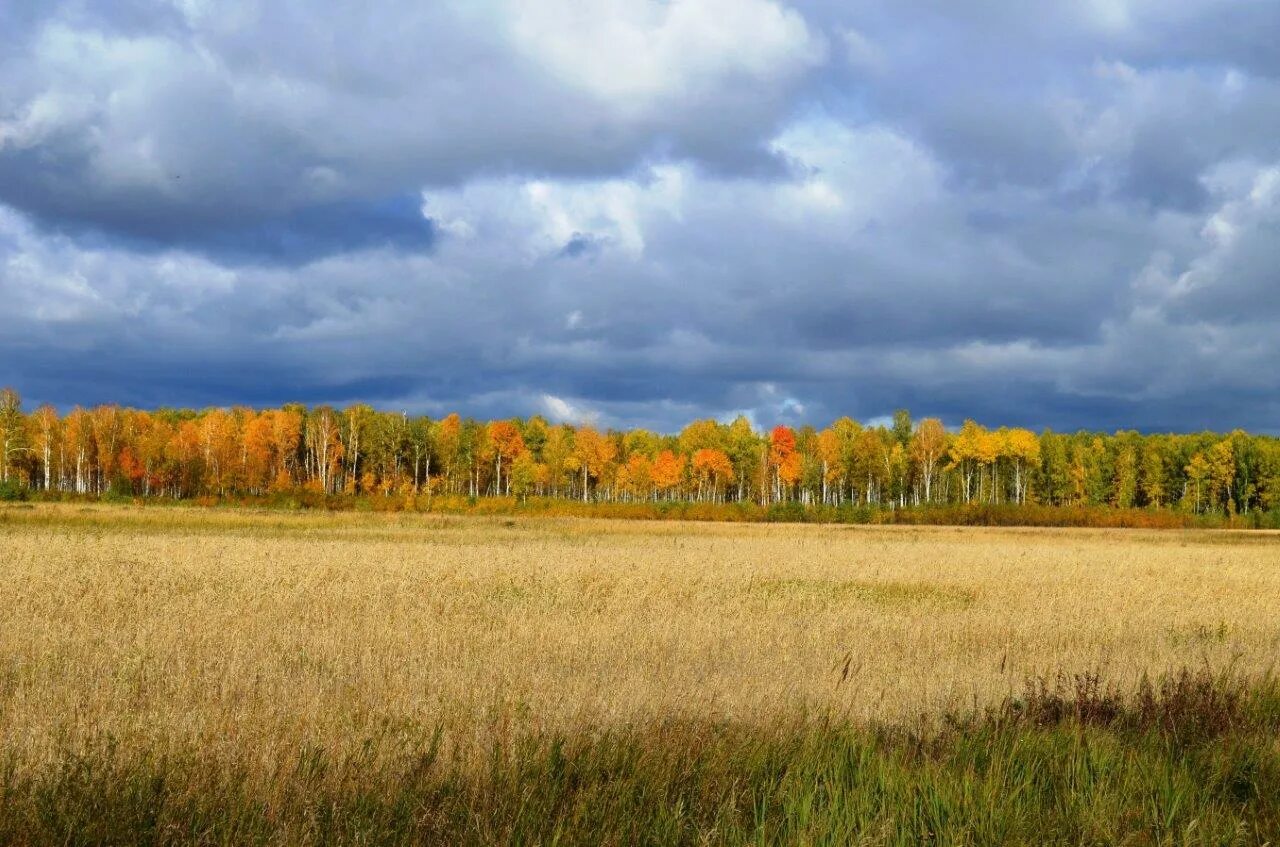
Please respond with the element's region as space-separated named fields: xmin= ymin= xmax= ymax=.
xmin=0 ymin=479 xmax=27 ymax=501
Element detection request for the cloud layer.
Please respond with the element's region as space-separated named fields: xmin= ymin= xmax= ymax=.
xmin=2 ymin=0 xmax=1278 ymax=432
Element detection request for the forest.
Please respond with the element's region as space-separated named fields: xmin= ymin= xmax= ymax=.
xmin=1 ymin=387 xmax=1277 ymax=519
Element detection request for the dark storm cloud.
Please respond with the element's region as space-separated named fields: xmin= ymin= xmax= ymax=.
xmin=2 ymin=0 xmax=1279 ymax=433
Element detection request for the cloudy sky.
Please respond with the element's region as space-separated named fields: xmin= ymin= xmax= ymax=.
xmin=2 ymin=0 xmax=1279 ymax=433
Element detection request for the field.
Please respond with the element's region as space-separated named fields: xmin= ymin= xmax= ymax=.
xmin=2 ymin=504 xmax=1280 ymax=844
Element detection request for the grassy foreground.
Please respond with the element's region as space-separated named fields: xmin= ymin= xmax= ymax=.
xmin=3 ymin=506 xmax=1280 ymax=844
xmin=4 ymin=672 xmax=1279 ymax=845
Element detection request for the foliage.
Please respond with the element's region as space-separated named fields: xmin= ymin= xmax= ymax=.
xmin=0 ymin=479 xmax=27 ymax=501
xmin=3 ymin=386 xmax=1279 ymax=523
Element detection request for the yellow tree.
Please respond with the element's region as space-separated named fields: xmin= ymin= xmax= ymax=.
xmin=1112 ymin=444 xmax=1138 ymax=508
xmin=678 ymin=419 xmax=722 ymax=456
xmin=540 ymin=424 xmax=574 ymax=497
xmin=434 ymin=413 xmax=461 ymax=494
xmin=816 ymin=425 xmax=842 ymax=505
xmin=1184 ymin=452 xmax=1210 ymax=513
xmin=168 ymin=420 xmax=203 ymax=497
xmin=1139 ymin=442 xmax=1166 ymax=507
xmin=63 ymin=408 xmax=91 ymax=493
xmin=508 ymin=452 xmax=539 ymax=500
xmin=487 ymin=420 xmax=526 ymax=495
xmin=573 ymin=426 xmax=615 ymax=502
xmin=852 ymin=427 xmax=885 ymax=504
xmin=0 ymin=388 xmax=29 ymax=485
xmin=910 ymin=418 xmax=946 ymax=504
xmin=1004 ymin=428 xmax=1040 ymax=505
xmin=1207 ymin=439 xmax=1236 ymax=514
xmin=343 ymin=404 xmax=374 ymax=494
xmin=135 ymin=414 xmax=174 ymax=496
xmin=947 ymin=420 xmax=986 ymax=503
xmin=242 ymin=411 xmax=276 ymax=493
xmin=306 ymin=408 xmax=344 ymax=494
xmin=976 ymin=427 xmax=1002 ymax=503
xmin=271 ymin=409 xmax=303 ymax=490
xmin=32 ymin=404 xmax=61 ymax=491
xmin=90 ymin=405 xmax=123 ymax=494
xmin=886 ymin=441 xmax=909 ymax=506
xmin=199 ymin=409 xmax=239 ymax=495
xmin=619 ymin=453 xmax=654 ymax=501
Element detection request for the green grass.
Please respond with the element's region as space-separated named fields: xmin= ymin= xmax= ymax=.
xmin=3 ymin=671 xmax=1278 ymax=846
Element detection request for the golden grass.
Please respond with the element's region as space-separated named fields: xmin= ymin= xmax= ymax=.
xmin=2 ymin=503 xmax=1279 ymax=778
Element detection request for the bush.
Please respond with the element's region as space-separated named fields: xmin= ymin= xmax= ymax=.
xmin=0 ymin=479 xmax=27 ymax=501
xmin=765 ymin=501 xmax=809 ymax=523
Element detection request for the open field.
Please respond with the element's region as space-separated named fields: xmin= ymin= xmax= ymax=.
xmin=2 ymin=504 xmax=1280 ymax=843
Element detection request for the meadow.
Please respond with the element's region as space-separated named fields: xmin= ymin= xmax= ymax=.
xmin=2 ymin=504 xmax=1280 ymax=844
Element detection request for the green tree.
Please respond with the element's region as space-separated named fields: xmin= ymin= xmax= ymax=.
xmin=0 ymin=387 xmax=29 ymax=484
xmin=1139 ymin=439 xmax=1166 ymax=507
xmin=892 ymin=409 xmax=912 ymax=450
xmin=1184 ymin=453 xmax=1210 ymax=513
xmin=1112 ymin=443 xmax=1138 ymax=509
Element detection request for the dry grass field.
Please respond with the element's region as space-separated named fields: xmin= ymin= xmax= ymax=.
xmin=2 ymin=503 xmax=1280 ymax=844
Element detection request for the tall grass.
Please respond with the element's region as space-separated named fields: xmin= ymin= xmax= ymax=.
xmin=2 ymin=671 xmax=1277 ymax=845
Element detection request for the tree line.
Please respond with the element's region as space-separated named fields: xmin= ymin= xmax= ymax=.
xmin=0 ymin=388 xmax=1277 ymax=516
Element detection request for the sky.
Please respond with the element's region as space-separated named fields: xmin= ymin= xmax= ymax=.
xmin=2 ymin=0 xmax=1279 ymax=433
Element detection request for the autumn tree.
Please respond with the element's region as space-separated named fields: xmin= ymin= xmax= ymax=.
xmin=1206 ymin=438 xmax=1236 ymax=515
xmin=1139 ymin=440 xmax=1167 ymax=507
xmin=406 ymin=416 xmax=433 ymax=494
xmin=816 ymin=425 xmax=841 ymax=505
xmin=2 ymin=396 xmax=1278 ymax=517
xmin=0 ymin=388 xmax=28 ymax=484
xmin=32 ymin=404 xmax=60 ymax=491
xmin=769 ymin=425 xmax=800 ymax=502
xmin=242 ymin=411 xmax=276 ymax=493
xmin=948 ymin=420 xmax=984 ymax=503
xmin=540 ymin=424 xmax=574 ymax=497
xmin=1184 ymin=452 xmax=1210 ymax=513
xmin=651 ymin=449 xmax=685 ymax=500
xmin=724 ymin=415 xmax=760 ymax=502
xmin=508 ymin=452 xmax=539 ymax=500
xmin=1112 ymin=443 xmax=1138 ymax=508
xmin=487 ymin=420 xmax=526 ymax=496
xmin=271 ymin=408 xmax=304 ymax=490
xmin=1004 ymin=429 xmax=1040 ymax=505
xmin=342 ymin=404 xmax=374 ymax=494
xmin=678 ymin=419 xmax=722 ymax=456
xmin=691 ymin=448 xmax=734 ymax=502
xmin=573 ymin=425 xmax=615 ymax=502
xmin=910 ymin=418 xmax=946 ymax=504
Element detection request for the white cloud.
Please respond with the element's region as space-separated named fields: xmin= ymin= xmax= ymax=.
xmin=424 ymin=164 xmax=687 ymax=260
xmin=506 ymin=0 xmax=825 ymax=107
xmin=420 ymin=117 xmax=944 ymax=267
xmin=769 ymin=118 xmax=943 ymax=224
xmin=1165 ymin=162 xmax=1280 ymax=310
xmin=541 ymin=393 xmax=593 ymax=423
